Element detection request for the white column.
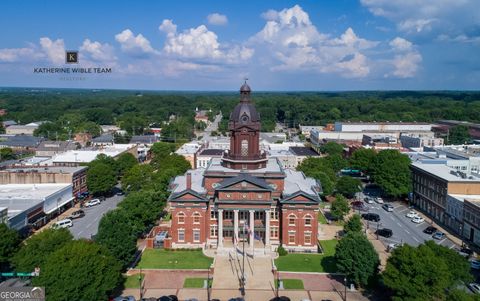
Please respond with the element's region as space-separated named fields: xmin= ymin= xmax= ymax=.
xmin=218 ymin=209 xmax=223 ymax=248
xmin=234 ymin=210 xmax=239 ymax=246
xmin=265 ymin=209 xmax=270 ymax=246
xmin=249 ymin=210 xmax=255 ymax=251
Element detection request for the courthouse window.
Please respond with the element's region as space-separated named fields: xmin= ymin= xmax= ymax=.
xmin=210 ymin=225 xmax=217 ymax=238
xmin=178 ymin=229 xmax=185 ymax=242
xmin=288 ymin=214 xmax=296 ymax=226
xmin=304 ymin=215 xmax=312 ymax=226
xmin=241 ymin=140 xmax=248 ymax=156
xmin=177 ymin=212 xmax=185 ymax=224
xmin=193 ymin=229 xmax=200 ymax=242
xmin=193 ymin=212 xmax=201 ymax=224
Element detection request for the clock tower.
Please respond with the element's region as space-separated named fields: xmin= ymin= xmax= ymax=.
xmin=222 ymin=82 xmax=267 ymax=169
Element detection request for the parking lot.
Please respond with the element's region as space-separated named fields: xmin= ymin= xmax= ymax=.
xmin=357 ymin=190 xmax=458 ymax=250
xmin=68 ymin=191 xmax=124 ymax=239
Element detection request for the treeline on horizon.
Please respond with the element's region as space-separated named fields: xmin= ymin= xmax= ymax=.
xmin=0 ymin=88 xmax=479 ymax=138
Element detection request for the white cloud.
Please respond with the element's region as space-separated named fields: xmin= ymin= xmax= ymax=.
xmin=207 ymin=13 xmax=228 ymax=26
xmin=361 ymin=0 xmax=480 ymax=41
xmin=160 ymin=20 xmax=253 ymax=64
xmin=79 ymin=39 xmax=116 ymax=62
xmin=252 ymin=5 xmax=376 ymax=78
xmin=388 ymin=37 xmax=422 ymax=78
xmin=115 ymin=29 xmax=156 ymax=55
xmin=0 ymin=47 xmax=36 ymax=62
xmin=39 ymin=37 xmax=65 ymax=64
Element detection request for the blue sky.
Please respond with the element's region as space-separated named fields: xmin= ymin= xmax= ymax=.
xmin=0 ymin=0 xmax=479 ymax=90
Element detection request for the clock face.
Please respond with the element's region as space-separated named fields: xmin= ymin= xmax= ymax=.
xmin=241 ymin=114 xmax=249 ymax=123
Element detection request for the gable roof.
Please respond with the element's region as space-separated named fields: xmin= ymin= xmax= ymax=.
xmin=216 ymin=173 xmax=272 ymax=191
xmin=280 ymin=191 xmax=320 ymax=204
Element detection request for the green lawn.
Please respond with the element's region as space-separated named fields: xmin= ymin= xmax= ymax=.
xmin=136 ymin=249 xmax=213 ymax=269
xmin=183 ymin=278 xmax=211 ymax=288
xmin=275 ymin=279 xmax=304 ymax=289
xmin=124 ymin=274 xmax=144 ymax=289
xmin=275 ymin=240 xmax=338 ymax=273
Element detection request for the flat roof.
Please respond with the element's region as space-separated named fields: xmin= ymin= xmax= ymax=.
xmin=52 ymin=144 xmax=134 ymax=163
xmin=170 ymin=168 xmax=206 ymax=195
xmin=411 ymin=162 xmax=480 ymax=182
xmin=0 ymin=183 xmax=71 ymax=218
xmin=289 ymin=147 xmax=319 ymax=156
xmin=2 ymin=165 xmax=87 ymax=174
xmin=198 ymin=149 xmax=225 ymax=156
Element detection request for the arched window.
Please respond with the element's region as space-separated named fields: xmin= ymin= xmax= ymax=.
xmin=177 ymin=212 xmax=185 ymax=224
xmin=193 ymin=212 xmax=201 ymax=224
xmin=304 ymin=214 xmax=312 ymax=226
xmin=288 ymin=214 xmax=296 ymax=226
xmin=241 ymin=140 xmax=248 ymax=156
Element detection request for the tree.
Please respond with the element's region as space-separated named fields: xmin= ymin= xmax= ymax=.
xmin=96 ymin=209 xmax=137 ymax=268
xmin=115 ymin=152 xmax=138 ymax=176
xmin=344 ymin=214 xmax=362 ymax=233
xmin=349 ymin=148 xmax=376 ymax=174
xmin=0 ymin=148 xmax=16 ymax=161
xmin=372 ymin=150 xmax=411 ymax=198
xmin=33 ymin=240 xmax=122 ymax=301
xmin=151 ymin=153 xmax=191 ymax=175
xmin=76 ymin=121 xmax=102 ymax=137
xmin=320 ymin=142 xmax=344 ymax=156
xmin=335 ymin=232 xmax=379 ymax=287
xmin=336 ymin=176 xmax=362 ymax=198
xmin=33 ymin=121 xmax=68 ymax=140
xmin=307 ymin=170 xmax=334 ymax=196
xmin=382 ymin=241 xmax=471 ymax=300
xmin=12 ymin=228 xmax=72 ymax=272
xmin=330 ymin=195 xmax=350 ymax=220
xmin=87 ymin=162 xmax=117 ymax=195
xmin=122 ymin=164 xmax=154 ymax=192
xmin=323 ymin=154 xmax=348 ymax=173
xmin=449 ymin=125 xmax=470 ymax=144
xmin=0 ymin=224 xmax=20 ymax=270
xmin=150 ymin=142 xmax=176 ymax=157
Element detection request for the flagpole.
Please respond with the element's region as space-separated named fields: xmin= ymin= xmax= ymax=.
xmin=242 ymin=221 xmax=245 ymax=296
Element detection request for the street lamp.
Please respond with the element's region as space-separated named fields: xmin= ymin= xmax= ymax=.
xmin=344 ymin=276 xmax=347 ymax=301
xmin=376 ymin=222 xmax=382 ymax=240
xmin=276 ymin=273 xmax=281 ymax=298
xmin=207 ymin=269 xmax=212 ymax=301
xmin=138 ymin=268 xmax=143 ymax=300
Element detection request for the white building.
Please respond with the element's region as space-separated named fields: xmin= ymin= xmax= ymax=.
xmin=0 ymin=183 xmax=73 ymax=230
xmin=400 ymin=134 xmax=444 ymax=149
xmin=334 ymin=121 xmax=432 ymax=132
xmin=52 ymin=144 xmax=137 ymax=167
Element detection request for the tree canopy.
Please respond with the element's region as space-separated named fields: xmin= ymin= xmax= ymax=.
xmin=320 ymin=142 xmax=344 ymax=156
xmin=0 ymin=223 xmax=20 ymax=270
xmin=372 ymin=150 xmax=411 ymax=198
xmin=349 ymin=148 xmax=377 ymax=174
xmin=344 ymin=214 xmax=363 ymax=233
xmin=33 ymin=240 xmax=122 ymax=301
xmin=115 ymin=152 xmax=138 ymax=176
xmin=448 ymin=125 xmax=471 ymax=144
xmin=12 ymin=228 xmax=73 ymax=272
xmin=382 ymin=241 xmax=473 ymax=301
xmin=330 ymin=195 xmax=350 ymax=220
xmin=335 ymin=231 xmax=379 ymax=287
xmin=336 ymin=176 xmax=362 ymax=198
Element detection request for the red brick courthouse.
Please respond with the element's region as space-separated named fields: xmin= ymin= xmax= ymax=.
xmin=166 ymin=83 xmax=322 ymax=252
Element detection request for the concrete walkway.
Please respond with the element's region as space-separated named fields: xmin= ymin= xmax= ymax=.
xmin=212 ymin=251 xmax=274 ymax=290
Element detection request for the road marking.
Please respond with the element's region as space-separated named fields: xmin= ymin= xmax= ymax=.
xmin=77 ymin=230 xmax=83 ymax=236
xmin=415 ymin=222 xmax=425 ymax=227
xmin=437 ymin=238 xmax=447 ymax=244
xmin=399 ymin=208 xmax=410 ymax=213
xmin=389 ymin=215 xmax=394 ymax=220
xmin=87 ymin=222 xmax=93 ymax=228
xmin=449 ymin=244 xmax=456 ymax=249
xmin=396 ymin=222 xmax=403 ymax=228
xmin=413 ymin=237 xmax=420 ymax=242
xmin=405 ymin=230 xmax=410 ymax=234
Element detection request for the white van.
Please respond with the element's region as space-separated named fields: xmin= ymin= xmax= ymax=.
xmin=52 ymin=218 xmax=73 ymax=229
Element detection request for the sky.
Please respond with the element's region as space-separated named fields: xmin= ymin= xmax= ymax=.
xmin=0 ymin=0 xmax=479 ymax=91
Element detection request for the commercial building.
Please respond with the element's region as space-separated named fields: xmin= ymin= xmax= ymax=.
xmin=400 ymin=134 xmax=444 ymax=149
xmin=196 ymin=148 xmax=224 ymax=169
xmin=175 ymin=142 xmax=202 ymax=168
xmin=0 ymin=207 xmax=7 ymax=224
xmin=0 ymin=166 xmax=88 ymax=199
xmin=411 ymin=162 xmax=480 ymax=243
xmin=5 ymin=123 xmax=39 ymax=135
xmin=167 ymin=83 xmax=322 ymax=253
xmin=51 ymin=144 xmax=137 ymax=167
xmin=299 ymin=125 xmax=323 ymax=139
xmin=0 ymin=183 xmax=73 ymax=230
xmin=35 ymin=140 xmax=78 ymax=157
xmin=0 ymin=135 xmax=43 ymax=152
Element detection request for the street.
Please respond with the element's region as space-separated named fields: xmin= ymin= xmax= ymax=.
xmin=69 ymin=193 xmax=124 ymax=239
xmin=357 ymin=189 xmax=457 ymax=249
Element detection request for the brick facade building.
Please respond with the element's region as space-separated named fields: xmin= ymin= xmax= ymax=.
xmin=167 ymin=83 xmax=322 ymax=252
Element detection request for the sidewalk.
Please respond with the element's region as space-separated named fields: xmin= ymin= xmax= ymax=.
xmin=34 ymin=203 xmax=82 ymax=234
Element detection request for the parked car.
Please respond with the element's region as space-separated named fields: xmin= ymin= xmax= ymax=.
xmin=85 ymin=199 xmax=101 ymax=207
xmin=458 ymin=247 xmax=474 ymax=258
xmin=364 ymin=197 xmax=374 ymax=204
xmin=471 ymin=260 xmax=480 ymax=270
xmin=432 ymin=231 xmax=446 ymax=240
xmin=375 ymin=197 xmax=384 ymax=204
xmin=68 ymin=209 xmax=85 ymax=219
xmin=468 ymin=283 xmax=480 ymax=294
xmin=406 ymin=211 xmax=419 ymax=218
xmin=376 ymin=228 xmax=393 ymax=238
xmin=411 ymin=216 xmax=425 ymax=224
xmin=382 ymin=204 xmax=394 ymax=212
xmin=113 ymin=296 xmax=135 ymax=301
xmin=351 ymin=201 xmax=368 ymax=211
xmin=51 ymin=219 xmax=73 ymax=229
xmin=361 ymin=213 xmax=380 ymax=222
xmin=116 ymin=190 xmax=124 ymax=196
xmin=423 ymin=226 xmax=438 ymax=234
